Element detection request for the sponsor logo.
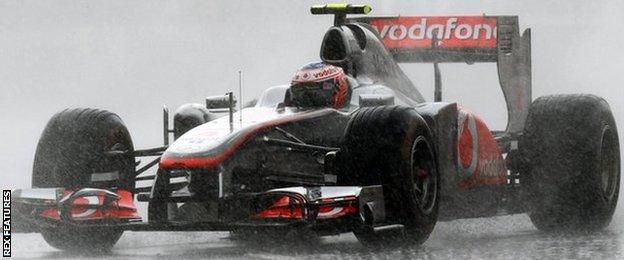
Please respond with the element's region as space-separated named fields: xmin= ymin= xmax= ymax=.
xmin=2 ymin=190 xmax=10 ymax=257
xmin=71 ymin=196 xmax=99 ymax=218
xmin=457 ymin=110 xmax=507 ymax=179
xmin=312 ymin=67 xmax=337 ymax=79
xmin=458 ymin=112 xmax=478 ymax=178
xmin=293 ymin=63 xmax=343 ymax=83
xmin=368 ymin=16 xmax=498 ymax=49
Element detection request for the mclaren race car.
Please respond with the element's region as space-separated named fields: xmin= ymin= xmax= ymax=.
xmin=12 ymin=4 xmax=620 ymax=251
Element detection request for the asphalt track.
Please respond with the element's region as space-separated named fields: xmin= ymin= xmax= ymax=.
xmin=11 ymin=214 xmax=624 ymax=259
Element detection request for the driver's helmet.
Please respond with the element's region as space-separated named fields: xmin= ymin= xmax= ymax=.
xmin=289 ymin=62 xmax=350 ymax=108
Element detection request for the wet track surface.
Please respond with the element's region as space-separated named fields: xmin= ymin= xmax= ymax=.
xmin=11 ymin=214 xmax=624 ymax=259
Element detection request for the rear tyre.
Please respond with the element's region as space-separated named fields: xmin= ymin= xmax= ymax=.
xmin=339 ymin=106 xmax=439 ymax=248
xmin=520 ymin=94 xmax=620 ymax=232
xmin=33 ymin=108 xmax=135 ymax=252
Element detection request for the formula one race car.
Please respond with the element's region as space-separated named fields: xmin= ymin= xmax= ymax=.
xmin=12 ymin=4 xmax=620 ymax=251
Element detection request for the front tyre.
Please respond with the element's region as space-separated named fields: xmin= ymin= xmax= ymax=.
xmin=41 ymin=227 xmax=123 ymax=253
xmin=339 ymin=106 xmax=439 ymax=248
xmin=520 ymin=94 xmax=620 ymax=232
xmin=33 ymin=108 xmax=134 ymax=252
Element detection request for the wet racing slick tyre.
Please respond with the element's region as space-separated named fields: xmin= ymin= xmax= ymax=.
xmin=338 ymin=106 xmax=439 ymax=248
xmin=32 ymin=108 xmax=135 ymax=252
xmin=520 ymin=94 xmax=620 ymax=232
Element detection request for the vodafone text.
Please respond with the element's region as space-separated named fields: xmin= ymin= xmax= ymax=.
xmin=375 ymin=18 xmax=497 ymax=41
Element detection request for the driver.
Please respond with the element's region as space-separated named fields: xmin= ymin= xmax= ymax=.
xmin=288 ymin=62 xmax=352 ymax=109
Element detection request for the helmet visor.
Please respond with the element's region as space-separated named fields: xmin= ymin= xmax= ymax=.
xmin=290 ymin=79 xmax=336 ymax=107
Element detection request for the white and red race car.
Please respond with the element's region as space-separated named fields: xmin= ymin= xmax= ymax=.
xmin=11 ymin=4 xmax=620 ymax=251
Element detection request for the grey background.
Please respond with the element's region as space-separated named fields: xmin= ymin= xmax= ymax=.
xmin=1 ymin=1 xmax=623 ymax=258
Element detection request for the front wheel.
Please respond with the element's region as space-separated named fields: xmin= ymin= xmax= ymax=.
xmin=32 ymin=108 xmax=134 ymax=251
xmin=41 ymin=227 xmax=123 ymax=253
xmin=339 ymin=106 xmax=439 ymax=248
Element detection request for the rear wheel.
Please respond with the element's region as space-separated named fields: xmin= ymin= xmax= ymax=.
xmin=520 ymin=94 xmax=620 ymax=232
xmin=339 ymin=106 xmax=439 ymax=248
xmin=33 ymin=108 xmax=135 ymax=252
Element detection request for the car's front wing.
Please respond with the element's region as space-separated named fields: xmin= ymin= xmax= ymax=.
xmin=11 ymin=185 xmax=388 ymax=235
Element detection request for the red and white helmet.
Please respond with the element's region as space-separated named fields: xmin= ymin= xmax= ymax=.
xmin=289 ymin=62 xmax=350 ymax=108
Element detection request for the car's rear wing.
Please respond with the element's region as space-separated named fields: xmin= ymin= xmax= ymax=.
xmin=348 ymin=16 xmax=532 ymax=136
